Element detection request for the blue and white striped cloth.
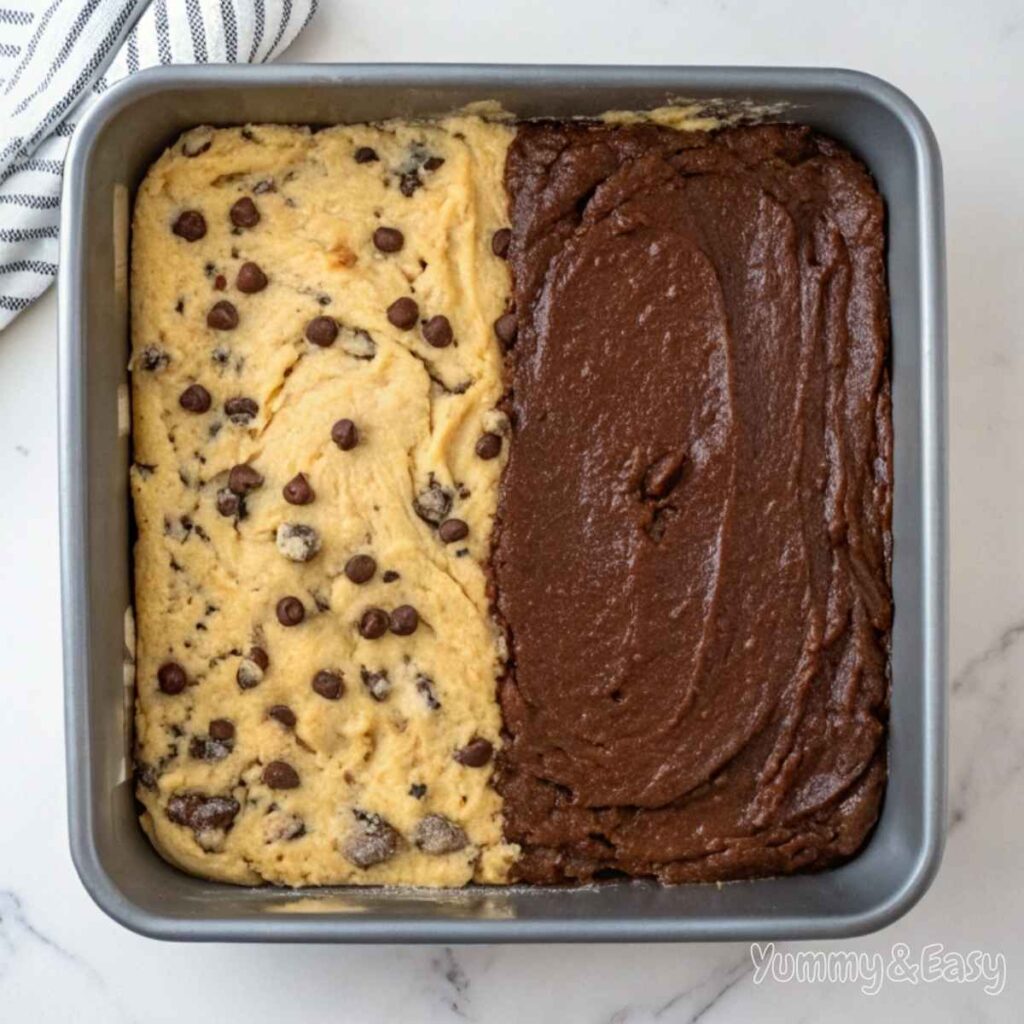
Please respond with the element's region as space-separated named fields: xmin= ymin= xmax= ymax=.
xmin=0 ymin=0 xmax=317 ymax=330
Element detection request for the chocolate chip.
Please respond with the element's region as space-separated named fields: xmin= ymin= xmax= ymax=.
xmin=389 ymin=605 xmax=419 ymax=636
xmin=207 ymin=300 xmax=239 ymax=330
xmin=409 ymin=783 xmax=427 ymax=799
xmin=422 ymin=156 xmax=445 ymax=172
xmin=167 ymin=793 xmax=239 ymax=831
xmin=168 ymin=794 xmax=195 ymax=824
xmin=190 ymin=735 xmax=231 ymax=761
xmin=491 ymin=227 xmax=512 ymax=259
xmin=386 ymin=296 xmax=419 ymax=329
xmin=249 ymin=646 xmax=270 ymax=671
xmin=360 ymin=667 xmax=391 ymax=701
xmin=343 ymin=810 xmax=398 ymax=867
xmin=438 ymin=518 xmax=469 ymax=544
xmin=179 ymin=383 xmax=212 ymax=413
xmin=344 ymin=554 xmax=376 ymax=584
xmin=413 ymin=480 xmax=452 ymax=525
xmin=331 ymin=418 xmax=359 ymax=450
xmin=157 ymin=662 xmax=187 ymax=695
xmin=305 ymin=316 xmax=338 ymax=347
xmin=275 ymin=522 xmax=321 ymax=562
xmin=354 ymin=146 xmax=379 ymax=164
xmin=230 ymin=197 xmax=260 ymax=228
xmin=454 ymin=737 xmax=493 ymax=767
xmin=209 ymin=718 xmax=235 ymax=741
xmin=312 ymin=670 xmax=344 ymax=700
xmin=262 ymin=761 xmax=300 ymax=789
xmin=136 ymin=764 xmax=158 ymax=791
xmin=214 ymin=274 xmax=227 ymax=290
xmin=196 ymin=798 xmax=240 ymax=834
xmin=283 ymin=473 xmax=314 ymax=505
xmin=494 ymin=312 xmax=518 ymax=347
xmin=358 ymin=608 xmax=389 ymax=640
xmin=236 ymin=653 xmax=265 ymax=690
xmin=422 ymin=315 xmax=453 ymax=348
xmin=139 ymin=346 xmax=169 ymax=371
xmin=276 ymin=596 xmax=305 ymax=627
xmin=413 ymin=813 xmax=467 ymax=855
xmin=224 ymin=396 xmax=258 ymax=424
xmin=475 ymin=432 xmax=502 ymax=460
xmin=236 ymin=261 xmax=268 ymax=293
xmin=382 ymin=570 xmax=400 ymax=583
xmin=398 ymin=171 xmax=421 ymax=197
xmin=373 ymin=226 xmax=404 ymax=253
xmin=228 ymin=463 xmax=263 ymax=495
xmin=216 ymin=488 xmax=240 ymax=517
xmin=268 ymin=704 xmax=297 ymax=727
xmin=416 ymin=674 xmax=441 ymax=710
xmin=172 ymin=210 xmax=206 ymax=241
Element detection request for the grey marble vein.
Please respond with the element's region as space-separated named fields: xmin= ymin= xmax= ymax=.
xmin=0 ymin=889 xmax=137 ymax=1022
xmin=429 ymin=946 xmax=473 ymax=1019
xmin=0 ymin=889 xmax=95 ymax=978
xmin=667 ymin=956 xmax=751 ymax=1024
xmin=951 ymin=617 xmax=1024 ymax=695
xmin=605 ymin=952 xmax=751 ymax=1024
xmin=949 ymin=616 xmax=1024 ymax=830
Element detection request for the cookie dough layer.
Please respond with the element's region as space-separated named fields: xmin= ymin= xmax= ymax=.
xmin=495 ymin=122 xmax=892 ymax=883
xmin=131 ymin=118 xmax=517 ymax=886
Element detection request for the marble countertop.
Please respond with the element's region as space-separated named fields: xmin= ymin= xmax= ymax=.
xmin=1 ymin=1 xmax=1020 ymax=1020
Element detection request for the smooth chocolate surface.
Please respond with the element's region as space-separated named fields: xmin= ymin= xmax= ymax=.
xmin=495 ymin=122 xmax=892 ymax=883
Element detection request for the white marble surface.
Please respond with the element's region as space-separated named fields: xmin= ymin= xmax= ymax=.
xmin=1 ymin=0 xmax=1021 ymax=1019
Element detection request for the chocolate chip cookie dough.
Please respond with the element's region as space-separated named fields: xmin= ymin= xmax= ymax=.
xmin=495 ymin=122 xmax=891 ymax=883
xmin=131 ymin=117 xmax=518 ymax=885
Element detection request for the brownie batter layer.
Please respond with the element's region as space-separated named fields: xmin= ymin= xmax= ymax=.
xmin=496 ymin=122 xmax=892 ymax=883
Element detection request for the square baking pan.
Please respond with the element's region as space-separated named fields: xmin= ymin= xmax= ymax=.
xmin=58 ymin=64 xmax=947 ymax=943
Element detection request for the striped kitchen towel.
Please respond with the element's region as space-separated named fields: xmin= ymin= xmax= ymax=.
xmin=0 ymin=0 xmax=317 ymax=330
